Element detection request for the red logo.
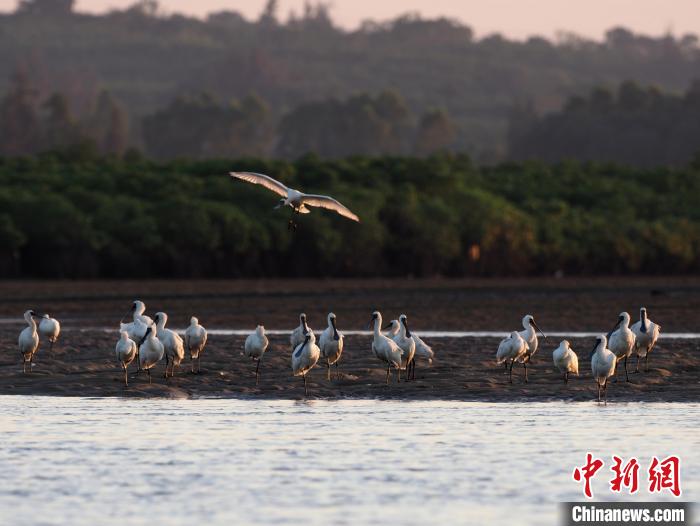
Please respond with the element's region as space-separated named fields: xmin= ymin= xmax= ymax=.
xmin=573 ymin=454 xmax=681 ymax=499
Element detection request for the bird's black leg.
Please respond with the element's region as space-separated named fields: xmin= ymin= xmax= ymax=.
xmin=624 ymin=355 xmax=629 ymax=382
xmin=508 ymin=359 xmax=515 ymax=384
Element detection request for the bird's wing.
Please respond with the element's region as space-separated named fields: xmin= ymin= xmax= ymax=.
xmin=301 ymin=194 xmax=360 ymax=222
xmin=229 ymin=172 xmax=289 ymax=198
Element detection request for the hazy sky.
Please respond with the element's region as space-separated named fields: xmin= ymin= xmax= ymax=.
xmin=1 ymin=0 xmax=698 ymax=40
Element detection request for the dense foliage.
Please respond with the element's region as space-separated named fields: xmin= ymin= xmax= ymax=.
xmin=0 ymin=152 xmax=699 ymax=278
xmin=1 ymin=0 xmax=699 ymax=161
xmin=510 ymin=81 xmax=700 ymax=166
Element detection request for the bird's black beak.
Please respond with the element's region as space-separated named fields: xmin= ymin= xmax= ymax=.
xmin=607 ymin=316 xmax=623 ymax=339
xmin=381 ymin=323 xmax=391 ymax=330
xmin=367 ymin=316 xmax=376 ymax=330
xmin=589 ymin=340 xmax=598 ymax=359
xmin=402 ymin=318 xmax=411 ymax=338
xmin=531 ymin=319 xmax=546 ymax=339
xmin=138 ymin=328 xmax=151 ymax=347
xmin=331 ymin=317 xmax=339 ymax=341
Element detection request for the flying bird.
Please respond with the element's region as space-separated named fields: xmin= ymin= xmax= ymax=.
xmin=229 ymin=172 xmax=360 ymax=230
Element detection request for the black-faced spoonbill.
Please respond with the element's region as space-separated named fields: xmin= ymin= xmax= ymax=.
xmin=154 ymin=312 xmax=184 ymax=379
xmin=496 ymin=331 xmax=527 ymax=384
xmin=229 ymin=171 xmax=360 ymax=230
xmin=18 ymin=310 xmax=40 ymax=374
xmin=120 ymin=300 xmax=153 ymax=350
xmin=138 ymin=326 xmax=164 ymax=384
xmin=518 ymin=314 xmax=547 ymax=381
xmin=630 ymin=307 xmax=661 ymax=373
xmin=115 ymin=331 xmax=137 ymax=386
xmin=38 ymin=314 xmax=60 ymax=353
xmin=590 ymin=335 xmax=616 ymax=405
xmin=185 ymin=317 xmax=208 ymax=374
xmin=385 ymin=319 xmax=433 ymax=380
xmin=244 ymin=325 xmax=269 ymax=385
xmin=290 ymin=313 xmax=312 ymax=351
xmin=292 ymin=331 xmax=320 ymax=396
xmin=390 ymin=315 xmax=415 ymax=382
xmin=552 ymin=340 xmax=579 ymax=384
xmin=319 ymin=313 xmax=344 ymax=380
xmin=368 ymin=311 xmax=402 ymax=384
xmin=607 ymin=311 xmax=635 ymax=382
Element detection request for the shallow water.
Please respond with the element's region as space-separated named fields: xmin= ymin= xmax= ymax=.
xmin=0 ymin=398 xmax=697 ymax=526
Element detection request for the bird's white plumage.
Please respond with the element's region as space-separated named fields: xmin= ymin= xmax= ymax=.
xmin=245 ymin=325 xmax=269 ymax=360
xmin=115 ymin=331 xmax=137 ymax=386
xmin=155 ymin=312 xmax=185 ymax=377
xmin=412 ymin=332 xmax=434 ymax=363
xmin=552 ymin=340 xmax=579 ymax=375
xmin=185 ymin=317 xmax=208 ymax=360
xmin=319 ymin=313 xmax=344 ymax=366
xmin=230 ymin=171 xmax=360 ymax=222
xmin=290 ymin=313 xmax=312 ymax=350
xmin=298 ymin=194 xmax=360 ymax=222
xmin=591 ymin=334 xmax=616 ymax=403
xmin=18 ymin=310 xmax=40 ymax=373
xmin=230 ymin=171 xmax=289 ymax=197
xmin=496 ymin=331 xmax=527 ymax=365
xmin=291 ymin=331 xmax=320 ymax=377
xmin=39 ymin=314 xmax=60 ymax=343
xmin=392 ymin=314 xmax=415 ymax=370
xmin=370 ymin=311 xmax=403 ymax=379
xmin=138 ymin=326 xmax=164 ymax=375
xmin=630 ymin=308 xmax=661 ymax=359
xmin=120 ymin=300 xmax=153 ymax=343
xmin=518 ymin=314 xmax=545 ymax=361
xmin=608 ymin=312 xmax=635 ymax=361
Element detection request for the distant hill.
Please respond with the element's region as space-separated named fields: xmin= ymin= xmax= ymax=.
xmin=1 ymin=0 xmax=699 ymax=162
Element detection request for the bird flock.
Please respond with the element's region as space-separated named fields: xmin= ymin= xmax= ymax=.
xmin=16 ymin=302 xmax=659 ymax=403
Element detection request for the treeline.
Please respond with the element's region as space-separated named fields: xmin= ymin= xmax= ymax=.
xmin=1 ymin=0 xmax=699 ymax=161
xmin=509 ymin=80 xmax=700 ymax=166
xmin=0 ymin=75 xmax=456 ymax=160
xmin=0 ymin=70 xmax=129 ymax=157
xmin=0 ymin=152 xmax=699 ymax=278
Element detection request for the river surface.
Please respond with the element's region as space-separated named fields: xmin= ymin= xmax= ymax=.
xmin=0 ymin=397 xmax=697 ymax=525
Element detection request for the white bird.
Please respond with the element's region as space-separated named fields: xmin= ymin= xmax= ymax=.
xmin=391 ymin=315 xmax=415 ymax=381
xmin=154 ymin=312 xmax=185 ymax=379
xmin=115 ymin=331 xmax=137 ymax=386
xmin=607 ymin=311 xmax=636 ymax=382
xmin=290 ymin=313 xmax=312 ymax=350
xmin=552 ymin=340 xmax=579 ymax=384
xmin=496 ymin=331 xmax=528 ymax=384
xmin=517 ymin=314 xmax=547 ymax=381
xmin=318 ymin=313 xmax=344 ymax=380
xmin=185 ymin=316 xmax=208 ymax=374
xmin=590 ymin=334 xmax=616 ymax=404
xmin=229 ymin=171 xmax=360 ymax=230
xmin=291 ymin=331 xmax=321 ymax=396
xmin=138 ymin=325 xmax=164 ymax=384
xmin=119 ymin=300 xmax=153 ymax=345
xmin=385 ymin=320 xmax=434 ymax=379
xmin=630 ymin=307 xmax=661 ymax=373
xmin=244 ymin=325 xmax=269 ymax=385
xmin=18 ymin=310 xmax=40 ymax=374
xmin=369 ymin=311 xmax=403 ymax=384
xmin=38 ymin=314 xmax=60 ymax=353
